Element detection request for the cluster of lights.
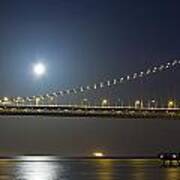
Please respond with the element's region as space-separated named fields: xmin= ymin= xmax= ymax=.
xmin=159 ymin=153 xmax=178 ymax=159
xmin=40 ymin=59 xmax=179 ymax=98
xmin=1 ymin=59 xmax=180 ymax=103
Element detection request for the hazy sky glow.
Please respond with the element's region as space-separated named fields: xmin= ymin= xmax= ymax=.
xmin=0 ymin=0 xmax=180 ymax=156
xmin=0 ymin=0 xmax=180 ymax=99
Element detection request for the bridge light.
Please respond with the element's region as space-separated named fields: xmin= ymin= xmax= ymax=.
xmin=101 ymin=99 xmax=108 ymax=106
xmin=152 ymin=67 xmax=157 ymax=73
xmin=52 ymin=92 xmax=57 ymax=97
xmin=66 ymin=89 xmax=70 ymax=94
xmin=158 ymin=65 xmax=164 ymax=71
xmin=148 ymin=99 xmax=157 ymax=109
xmin=3 ymin=97 xmax=9 ymax=102
xmin=80 ymin=87 xmax=84 ymax=92
xmin=26 ymin=97 xmax=30 ymax=101
xmin=135 ymin=100 xmax=141 ymax=108
xmin=73 ymin=89 xmax=77 ymax=94
xmin=35 ymin=97 xmax=41 ymax=105
xmin=94 ymin=84 xmax=97 ymax=89
xmin=160 ymin=154 xmax=164 ymax=159
xmin=120 ymin=77 xmax=124 ymax=82
xmin=50 ymin=96 xmax=54 ymax=101
xmin=172 ymin=60 xmax=177 ymax=66
xmin=113 ymin=79 xmax=117 ymax=85
xmin=45 ymin=94 xmax=49 ymax=98
xmin=107 ymin=80 xmax=111 ymax=86
xmin=172 ymin=154 xmax=177 ymax=159
xmin=146 ymin=69 xmax=151 ymax=74
xmin=17 ymin=96 xmax=22 ymax=100
xmin=21 ymin=98 xmax=25 ymax=103
xmin=165 ymin=65 xmax=169 ymax=69
xmin=40 ymin=96 xmax=45 ymax=100
xmin=82 ymin=98 xmax=88 ymax=106
xmin=86 ymin=86 xmax=90 ymax=90
xmin=133 ymin=73 xmax=137 ymax=79
xmin=168 ymin=100 xmax=175 ymax=108
xmin=100 ymin=82 xmax=104 ymax=88
xmin=151 ymin=99 xmax=155 ymax=103
xmin=139 ymin=72 xmax=144 ymax=77
xmin=58 ymin=91 xmax=64 ymax=96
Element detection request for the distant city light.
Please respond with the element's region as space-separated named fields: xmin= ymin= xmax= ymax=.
xmin=93 ymin=152 xmax=104 ymax=157
xmin=33 ymin=63 xmax=46 ymax=77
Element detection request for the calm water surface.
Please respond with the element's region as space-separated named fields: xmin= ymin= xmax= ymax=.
xmin=0 ymin=157 xmax=179 ymax=180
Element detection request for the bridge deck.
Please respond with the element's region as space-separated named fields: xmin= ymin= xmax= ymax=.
xmin=0 ymin=105 xmax=179 ymax=119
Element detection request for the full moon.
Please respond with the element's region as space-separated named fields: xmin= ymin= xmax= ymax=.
xmin=33 ymin=63 xmax=46 ymax=76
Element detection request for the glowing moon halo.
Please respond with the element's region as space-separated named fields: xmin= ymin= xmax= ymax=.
xmin=33 ymin=63 xmax=46 ymax=77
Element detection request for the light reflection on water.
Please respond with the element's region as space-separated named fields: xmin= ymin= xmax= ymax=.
xmin=15 ymin=161 xmax=64 ymax=180
xmin=94 ymin=159 xmax=114 ymax=180
xmin=0 ymin=157 xmax=180 ymax=180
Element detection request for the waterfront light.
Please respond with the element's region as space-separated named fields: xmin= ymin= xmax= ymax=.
xmin=135 ymin=100 xmax=141 ymax=108
xmin=35 ymin=97 xmax=41 ymax=105
xmin=3 ymin=97 xmax=9 ymax=101
xmin=160 ymin=154 xmax=164 ymax=159
xmin=172 ymin=154 xmax=177 ymax=159
xmin=93 ymin=152 xmax=104 ymax=157
xmin=151 ymin=99 xmax=155 ymax=103
xmin=101 ymin=99 xmax=108 ymax=106
xmin=168 ymin=100 xmax=175 ymax=108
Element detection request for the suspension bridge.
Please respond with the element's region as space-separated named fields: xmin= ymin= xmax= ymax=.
xmin=0 ymin=59 xmax=180 ymax=118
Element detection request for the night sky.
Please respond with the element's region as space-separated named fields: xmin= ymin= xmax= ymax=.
xmin=0 ymin=0 xmax=180 ymax=156
xmin=0 ymin=0 xmax=180 ymax=98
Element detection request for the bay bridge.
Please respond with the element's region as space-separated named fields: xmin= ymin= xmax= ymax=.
xmin=0 ymin=59 xmax=180 ymax=118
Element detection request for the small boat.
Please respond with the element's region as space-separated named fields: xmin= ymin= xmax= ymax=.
xmin=158 ymin=153 xmax=180 ymax=167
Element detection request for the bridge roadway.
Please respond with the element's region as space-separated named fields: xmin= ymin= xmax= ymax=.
xmin=0 ymin=105 xmax=180 ymax=119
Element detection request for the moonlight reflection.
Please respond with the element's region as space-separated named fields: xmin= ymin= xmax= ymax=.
xmin=15 ymin=157 xmax=65 ymax=180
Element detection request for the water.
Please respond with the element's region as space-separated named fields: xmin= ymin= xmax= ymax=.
xmin=0 ymin=157 xmax=179 ymax=180
xmin=1 ymin=116 xmax=180 ymax=156
xmin=0 ymin=116 xmax=180 ymax=179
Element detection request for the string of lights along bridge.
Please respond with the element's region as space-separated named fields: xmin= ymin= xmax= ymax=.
xmin=0 ymin=59 xmax=180 ymax=107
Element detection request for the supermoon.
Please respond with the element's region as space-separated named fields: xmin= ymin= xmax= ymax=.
xmin=33 ymin=63 xmax=46 ymax=76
